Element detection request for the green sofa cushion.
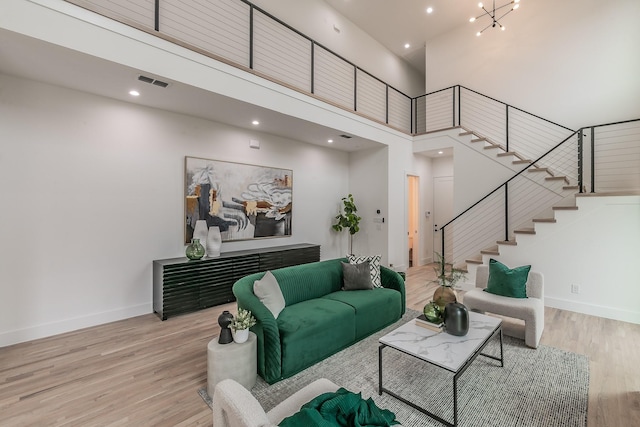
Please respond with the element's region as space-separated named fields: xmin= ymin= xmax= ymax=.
xmin=322 ymin=289 xmax=402 ymax=339
xmin=277 ymin=298 xmax=356 ymax=378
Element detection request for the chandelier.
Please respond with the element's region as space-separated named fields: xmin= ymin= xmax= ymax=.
xmin=469 ymin=0 xmax=521 ymax=36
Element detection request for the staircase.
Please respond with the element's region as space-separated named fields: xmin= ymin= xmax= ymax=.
xmin=441 ymin=119 xmax=640 ymax=289
xmin=440 ymin=126 xmax=579 ymax=275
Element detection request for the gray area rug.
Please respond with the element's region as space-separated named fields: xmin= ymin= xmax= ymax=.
xmin=200 ymin=309 xmax=589 ymax=426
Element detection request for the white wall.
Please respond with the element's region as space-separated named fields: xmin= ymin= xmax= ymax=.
xmin=413 ymin=130 xmax=514 ymax=214
xmin=425 ymin=0 xmax=640 ymax=129
xmin=491 ymin=195 xmax=640 ymax=324
xmin=348 ymin=147 xmax=389 ymax=261
xmin=0 ymin=73 xmax=351 ymax=346
xmin=250 ymin=0 xmax=425 ymax=97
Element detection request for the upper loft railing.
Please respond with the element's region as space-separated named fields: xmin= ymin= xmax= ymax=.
xmin=65 ymin=0 xmax=414 ymax=133
xmin=65 ymin=0 xmax=579 ymax=159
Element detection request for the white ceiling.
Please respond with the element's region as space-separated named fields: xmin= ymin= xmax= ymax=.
xmin=0 ymin=0 xmax=495 ymax=156
xmin=325 ymin=0 xmax=500 ymax=73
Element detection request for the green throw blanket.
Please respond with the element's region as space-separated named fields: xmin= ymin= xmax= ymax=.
xmin=279 ymin=388 xmax=399 ymax=427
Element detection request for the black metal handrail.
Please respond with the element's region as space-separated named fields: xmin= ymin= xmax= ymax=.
xmin=440 ymin=117 xmax=640 ymax=266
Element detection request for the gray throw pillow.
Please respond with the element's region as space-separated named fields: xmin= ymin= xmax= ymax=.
xmin=253 ymin=271 xmax=286 ymax=318
xmin=342 ymin=261 xmax=374 ymax=290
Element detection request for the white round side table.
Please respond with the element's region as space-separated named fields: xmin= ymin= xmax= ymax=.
xmin=207 ymin=332 xmax=257 ymax=397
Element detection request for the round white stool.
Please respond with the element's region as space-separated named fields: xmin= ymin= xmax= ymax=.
xmin=207 ymin=332 xmax=257 ymax=397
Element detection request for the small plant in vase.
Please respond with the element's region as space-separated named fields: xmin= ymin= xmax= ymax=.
xmin=229 ymin=308 xmax=256 ymax=344
xmin=429 ymin=252 xmax=466 ymax=310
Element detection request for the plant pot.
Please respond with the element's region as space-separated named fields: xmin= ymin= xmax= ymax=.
xmin=433 ymin=286 xmax=457 ymax=309
xmin=232 ymin=328 xmax=249 ymax=344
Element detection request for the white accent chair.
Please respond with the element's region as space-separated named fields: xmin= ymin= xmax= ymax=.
xmin=463 ymin=264 xmax=544 ymax=348
xmin=212 ymin=378 xmax=339 ymax=427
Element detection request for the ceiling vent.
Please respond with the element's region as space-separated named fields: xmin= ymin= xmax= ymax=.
xmin=339 ymin=134 xmax=352 ymax=139
xmin=138 ymin=75 xmax=169 ymax=88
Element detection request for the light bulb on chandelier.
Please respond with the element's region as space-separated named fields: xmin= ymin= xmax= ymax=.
xmin=470 ymin=0 xmax=521 ymax=36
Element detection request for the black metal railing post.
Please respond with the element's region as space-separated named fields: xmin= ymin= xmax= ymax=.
xmin=504 ymin=182 xmax=509 ymax=241
xmin=577 ymin=129 xmax=584 ymax=193
xmin=154 ymin=0 xmax=160 ymax=31
xmin=353 ymin=67 xmax=357 ymax=111
xmin=457 ymin=85 xmax=461 ymax=127
xmin=411 ymin=98 xmax=415 ymax=134
xmin=441 ymin=227 xmax=446 ymax=269
xmin=385 ymin=85 xmax=389 ymax=124
xmin=505 ymin=105 xmax=510 ymax=152
xmin=249 ymin=5 xmax=254 ymax=69
xmin=452 ymin=87 xmax=455 ymax=127
xmin=590 ymin=126 xmax=596 ymax=193
xmin=310 ymin=42 xmax=315 ymax=94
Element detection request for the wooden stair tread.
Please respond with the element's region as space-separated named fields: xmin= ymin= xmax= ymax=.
xmin=480 ymin=248 xmax=500 ymax=255
xmin=514 ymin=228 xmax=536 ymax=235
xmin=564 ymin=185 xmax=580 ymax=191
xmin=497 ymin=240 xmax=517 ymax=246
xmin=533 ymin=218 xmax=557 ymax=223
xmin=553 ymin=205 xmax=578 ymax=210
xmin=546 ymin=176 xmax=570 ymax=184
xmin=528 ymin=167 xmax=549 ymax=173
xmin=459 ymin=131 xmax=474 ymax=136
xmin=483 ymin=144 xmax=500 ymax=149
xmin=465 ymin=258 xmax=483 ymax=265
xmin=471 ymin=137 xmax=486 ymax=143
xmin=513 ymin=159 xmax=532 ymax=164
xmin=497 ymin=152 xmax=517 ymax=157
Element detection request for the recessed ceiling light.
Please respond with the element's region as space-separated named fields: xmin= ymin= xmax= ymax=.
xmin=328 ymin=139 xmax=334 ymax=143
xmin=426 ymin=7 xmax=433 ymax=14
xmin=404 ymin=43 xmax=410 ymax=49
xmin=129 ymin=90 xmax=140 ymax=97
xmin=438 ymin=151 xmax=444 ymax=154
xmin=252 ymin=120 xmax=260 ymax=125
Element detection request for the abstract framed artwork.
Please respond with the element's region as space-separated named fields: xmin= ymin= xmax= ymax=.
xmin=185 ymin=156 xmax=293 ymax=243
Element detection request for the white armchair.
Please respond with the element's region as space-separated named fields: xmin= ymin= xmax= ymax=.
xmin=463 ymin=264 xmax=544 ymax=348
xmin=212 ymin=378 xmax=339 ymax=427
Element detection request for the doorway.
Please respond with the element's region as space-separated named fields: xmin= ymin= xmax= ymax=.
xmin=407 ymin=175 xmax=419 ymax=268
xmin=433 ymin=176 xmax=453 ymax=257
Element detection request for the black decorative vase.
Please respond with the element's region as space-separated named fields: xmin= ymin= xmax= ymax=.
xmin=444 ymin=302 xmax=469 ymax=336
xmin=218 ymin=310 xmax=234 ymax=344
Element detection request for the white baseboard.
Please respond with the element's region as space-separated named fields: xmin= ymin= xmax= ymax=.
xmin=545 ymin=297 xmax=640 ymax=325
xmin=0 ymin=303 xmax=152 ymax=348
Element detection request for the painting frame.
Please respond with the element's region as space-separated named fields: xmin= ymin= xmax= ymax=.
xmin=184 ymin=156 xmax=293 ymax=244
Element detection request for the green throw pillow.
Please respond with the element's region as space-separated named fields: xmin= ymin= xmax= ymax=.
xmin=484 ymin=258 xmax=530 ymax=298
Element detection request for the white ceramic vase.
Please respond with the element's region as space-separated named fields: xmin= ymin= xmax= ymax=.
xmin=232 ymin=328 xmax=249 ymax=344
xmin=193 ymin=220 xmax=209 ymax=256
xmin=206 ymin=226 xmax=221 ymax=257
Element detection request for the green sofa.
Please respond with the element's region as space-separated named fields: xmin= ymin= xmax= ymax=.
xmin=232 ymin=258 xmax=406 ymax=384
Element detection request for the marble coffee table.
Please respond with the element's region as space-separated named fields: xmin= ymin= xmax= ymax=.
xmin=378 ymin=311 xmax=503 ymax=427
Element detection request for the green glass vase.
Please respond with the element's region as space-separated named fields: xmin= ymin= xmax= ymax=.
xmin=185 ymin=238 xmax=205 ymax=260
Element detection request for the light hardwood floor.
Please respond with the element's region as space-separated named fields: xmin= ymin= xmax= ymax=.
xmin=1 ymin=265 xmax=638 ymax=426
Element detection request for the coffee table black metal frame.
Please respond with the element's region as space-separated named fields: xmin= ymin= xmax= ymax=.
xmin=378 ymin=324 xmax=503 ymax=427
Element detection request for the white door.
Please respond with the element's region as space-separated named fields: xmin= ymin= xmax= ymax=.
xmin=407 ymin=175 xmax=419 ymax=267
xmin=433 ymin=176 xmax=453 ymax=257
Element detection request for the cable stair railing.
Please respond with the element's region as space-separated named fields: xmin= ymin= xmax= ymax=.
xmin=441 ymin=118 xmax=640 ymax=271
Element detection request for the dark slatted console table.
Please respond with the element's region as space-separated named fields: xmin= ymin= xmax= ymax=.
xmin=153 ymin=243 xmax=320 ymax=320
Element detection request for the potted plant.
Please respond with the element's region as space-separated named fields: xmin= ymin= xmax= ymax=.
xmin=332 ymin=194 xmax=362 ymax=255
xmin=229 ymin=308 xmax=256 ymax=343
xmin=429 ymin=252 xmax=466 ymax=309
